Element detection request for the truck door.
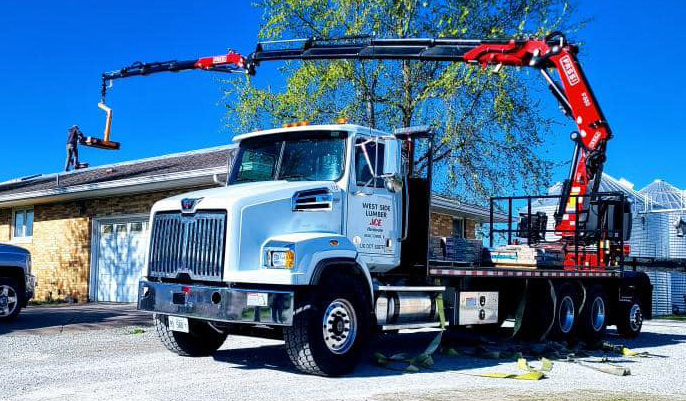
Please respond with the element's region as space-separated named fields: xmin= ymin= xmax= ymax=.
xmin=347 ymin=136 xmax=401 ymax=271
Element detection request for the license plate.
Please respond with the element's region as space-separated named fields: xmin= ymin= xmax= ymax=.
xmin=167 ymin=316 xmax=189 ymax=333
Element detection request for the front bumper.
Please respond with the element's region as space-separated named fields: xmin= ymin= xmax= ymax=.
xmin=25 ymin=274 xmax=35 ymax=304
xmin=137 ymin=280 xmax=294 ymax=326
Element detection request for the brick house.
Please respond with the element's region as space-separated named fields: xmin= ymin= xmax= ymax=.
xmin=0 ymin=145 xmax=498 ymax=303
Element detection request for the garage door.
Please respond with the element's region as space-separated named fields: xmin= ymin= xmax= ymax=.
xmin=94 ymin=217 xmax=149 ymax=302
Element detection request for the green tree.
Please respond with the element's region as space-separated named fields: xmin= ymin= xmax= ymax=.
xmin=225 ymin=0 xmax=579 ymax=203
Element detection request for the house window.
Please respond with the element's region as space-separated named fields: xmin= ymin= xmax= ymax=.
xmin=13 ymin=207 xmax=34 ymax=239
xmin=452 ymin=217 xmax=464 ymax=238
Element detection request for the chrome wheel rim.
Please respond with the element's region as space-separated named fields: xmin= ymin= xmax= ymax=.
xmin=0 ymin=284 xmax=18 ymax=317
xmin=322 ymin=298 xmax=357 ymax=355
xmin=591 ymin=297 xmax=606 ymax=332
xmin=629 ymin=304 xmax=642 ymax=332
xmin=559 ymin=295 xmax=575 ymax=334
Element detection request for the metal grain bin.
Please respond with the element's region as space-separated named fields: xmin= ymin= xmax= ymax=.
xmin=645 ymin=271 xmax=673 ymax=316
xmin=671 ymin=272 xmax=686 ymax=314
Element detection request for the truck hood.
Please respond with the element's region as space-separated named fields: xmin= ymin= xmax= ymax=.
xmin=152 ymin=180 xmax=341 ymax=213
xmin=148 ymin=180 xmax=345 ymax=284
xmin=0 ymin=243 xmax=29 ymax=255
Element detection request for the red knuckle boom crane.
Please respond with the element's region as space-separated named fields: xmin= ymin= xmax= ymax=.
xmin=97 ymin=32 xmax=622 ymax=269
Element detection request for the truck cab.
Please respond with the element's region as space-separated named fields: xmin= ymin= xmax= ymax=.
xmin=142 ymin=124 xmax=404 ymax=284
xmin=139 ymin=124 xmax=417 ymax=374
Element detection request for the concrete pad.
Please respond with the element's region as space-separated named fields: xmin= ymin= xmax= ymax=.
xmin=0 ymin=302 xmax=152 ymax=336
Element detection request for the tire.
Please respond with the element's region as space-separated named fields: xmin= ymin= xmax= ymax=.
xmin=0 ymin=277 xmax=23 ymax=322
xmin=154 ymin=314 xmax=228 ymax=357
xmin=579 ymin=285 xmax=607 ymax=342
xmin=548 ymin=283 xmax=579 ymax=341
xmin=284 ymin=272 xmax=370 ymax=376
xmin=616 ymin=298 xmax=643 ymax=338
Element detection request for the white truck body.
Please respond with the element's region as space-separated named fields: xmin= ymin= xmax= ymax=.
xmin=137 ymin=123 xmax=651 ymax=376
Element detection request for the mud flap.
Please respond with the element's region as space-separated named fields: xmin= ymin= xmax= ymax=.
xmin=513 ymin=279 xmax=556 ymax=341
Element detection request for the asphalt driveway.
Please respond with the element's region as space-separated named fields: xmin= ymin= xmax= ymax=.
xmin=0 ymin=303 xmax=151 ymax=336
xmin=1 ymin=310 xmax=685 ymax=400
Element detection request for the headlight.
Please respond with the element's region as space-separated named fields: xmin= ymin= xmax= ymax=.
xmin=263 ymin=246 xmax=295 ymax=269
xmin=26 ymin=254 xmax=31 ymax=274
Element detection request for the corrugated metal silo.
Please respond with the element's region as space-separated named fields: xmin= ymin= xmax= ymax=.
xmin=645 ymin=271 xmax=673 ymax=316
xmin=671 ymin=272 xmax=686 ymax=314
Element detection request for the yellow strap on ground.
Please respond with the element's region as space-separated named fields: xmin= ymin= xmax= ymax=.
xmin=602 ymin=342 xmax=651 ymax=357
xmin=374 ymin=281 xmax=545 ymax=380
xmin=477 ymin=371 xmax=545 ymax=380
xmin=517 ymin=357 xmax=553 ymax=372
xmin=622 ymin=347 xmax=650 ymax=357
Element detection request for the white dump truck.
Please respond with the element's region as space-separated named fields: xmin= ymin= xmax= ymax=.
xmin=138 ymin=123 xmax=651 ymax=376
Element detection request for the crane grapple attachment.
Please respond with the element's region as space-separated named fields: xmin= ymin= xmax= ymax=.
xmin=81 ymin=136 xmax=120 ymax=150
xmin=81 ymin=102 xmax=121 ymax=150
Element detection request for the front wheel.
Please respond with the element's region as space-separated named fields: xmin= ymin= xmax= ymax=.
xmin=0 ymin=278 xmax=22 ymax=322
xmin=284 ymin=273 xmax=370 ymax=376
xmin=154 ymin=314 xmax=228 ymax=356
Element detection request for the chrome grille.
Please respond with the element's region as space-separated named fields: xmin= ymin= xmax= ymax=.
xmin=148 ymin=211 xmax=227 ymax=280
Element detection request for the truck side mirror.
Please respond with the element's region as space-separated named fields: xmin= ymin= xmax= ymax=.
xmin=382 ymin=140 xmax=403 ymax=193
xmin=383 ymin=140 xmax=401 ymax=177
xmin=384 ymin=174 xmax=404 ymax=193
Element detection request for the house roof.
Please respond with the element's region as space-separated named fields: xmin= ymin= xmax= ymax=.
xmin=0 ymin=143 xmax=502 ymax=222
xmin=432 ymin=194 xmax=509 ymax=223
xmin=0 ymin=145 xmax=236 ymax=208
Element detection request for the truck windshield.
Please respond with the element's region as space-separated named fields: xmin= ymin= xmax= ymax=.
xmin=231 ymin=131 xmax=347 ymax=183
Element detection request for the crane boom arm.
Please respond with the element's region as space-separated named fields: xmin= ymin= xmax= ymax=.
xmin=98 ymin=33 xmax=611 ymax=239
xmin=100 ymin=51 xmax=248 ymax=101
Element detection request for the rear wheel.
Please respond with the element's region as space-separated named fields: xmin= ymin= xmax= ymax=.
xmin=616 ymin=299 xmax=643 ymax=338
xmin=0 ymin=278 xmax=22 ymax=322
xmin=284 ymin=272 xmax=370 ymax=376
xmin=154 ymin=314 xmax=228 ymax=356
xmin=579 ymin=285 xmax=607 ymax=341
xmin=549 ymin=283 xmax=578 ymax=341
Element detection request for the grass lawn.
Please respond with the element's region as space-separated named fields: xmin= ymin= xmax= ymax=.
xmin=658 ymin=314 xmax=686 ymax=321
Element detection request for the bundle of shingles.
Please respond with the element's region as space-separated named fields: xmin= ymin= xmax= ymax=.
xmin=429 ymin=236 xmax=482 ymax=263
xmin=486 ymin=244 xmax=565 ymax=269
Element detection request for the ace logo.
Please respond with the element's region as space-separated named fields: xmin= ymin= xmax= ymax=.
xmin=369 ymin=218 xmax=383 ymax=226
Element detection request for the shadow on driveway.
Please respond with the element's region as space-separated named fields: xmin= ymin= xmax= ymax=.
xmin=0 ymin=303 xmax=152 ymax=336
xmin=212 ymin=321 xmax=686 ymax=377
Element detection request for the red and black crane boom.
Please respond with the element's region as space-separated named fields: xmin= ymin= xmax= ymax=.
xmin=96 ymin=32 xmax=616 ymax=267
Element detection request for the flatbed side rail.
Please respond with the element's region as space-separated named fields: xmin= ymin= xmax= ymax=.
xmin=429 ymin=267 xmax=621 ymax=278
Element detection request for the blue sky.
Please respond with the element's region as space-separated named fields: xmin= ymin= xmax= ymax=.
xmin=0 ymin=1 xmax=684 ymax=192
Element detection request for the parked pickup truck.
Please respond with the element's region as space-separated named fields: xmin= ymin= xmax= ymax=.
xmin=0 ymin=244 xmax=35 ymax=321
